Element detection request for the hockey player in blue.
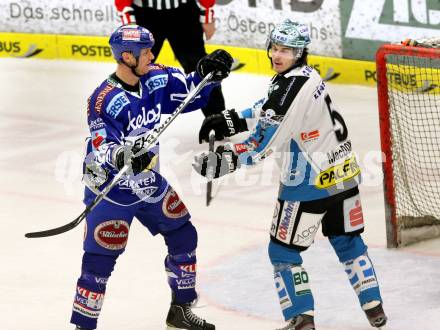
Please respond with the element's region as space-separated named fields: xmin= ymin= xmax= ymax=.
xmin=71 ymin=25 xmax=232 ymax=330
xmin=194 ymin=19 xmax=387 ymax=330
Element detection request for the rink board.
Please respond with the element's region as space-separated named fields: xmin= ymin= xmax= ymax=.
xmin=0 ymin=31 xmax=378 ymax=86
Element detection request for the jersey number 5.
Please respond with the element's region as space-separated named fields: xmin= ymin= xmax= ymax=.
xmin=325 ymin=95 xmax=348 ymax=142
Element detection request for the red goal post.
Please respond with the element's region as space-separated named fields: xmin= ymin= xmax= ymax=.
xmin=376 ymin=40 xmax=440 ymax=248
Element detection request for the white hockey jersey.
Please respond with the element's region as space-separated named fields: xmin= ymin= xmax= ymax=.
xmin=234 ymin=65 xmax=360 ymax=201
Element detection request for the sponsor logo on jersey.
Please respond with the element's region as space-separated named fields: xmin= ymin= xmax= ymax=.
xmin=118 ymin=171 xmax=158 ymax=197
xmin=106 ymin=92 xmax=129 ymax=118
xmin=327 ymin=141 xmax=352 ymax=164
xmin=94 ymin=220 xmax=130 ymax=250
xmin=146 ymin=74 xmax=168 ymax=94
xmin=127 ymin=104 xmax=161 ymax=131
xmin=91 ymin=128 xmax=107 ymax=150
xmin=300 ymin=130 xmax=320 ymax=142
xmin=313 ymin=80 xmax=326 ymax=99
xmin=162 ymin=188 xmax=189 ymax=219
xmin=89 ymin=118 xmax=105 ymax=130
xmin=301 ymin=66 xmax=313 ymax=77
xmin=95 ymin=84 xmax=114 ymax=114
xmin=234 ymin=138 xmax=260 ymax=154
xmin=316 ymin=155 xmax=360 ymax=189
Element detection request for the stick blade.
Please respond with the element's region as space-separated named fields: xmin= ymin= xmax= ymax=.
xmin=25 ymin=211 xmax=86 ymax=238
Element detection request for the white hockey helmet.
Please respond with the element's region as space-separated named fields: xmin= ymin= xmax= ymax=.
xmin=267 ymin=19 xmax=311 ymax=58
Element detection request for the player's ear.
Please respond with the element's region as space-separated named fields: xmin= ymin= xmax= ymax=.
xmin=121 ymin=51 xmax=133 ymax=63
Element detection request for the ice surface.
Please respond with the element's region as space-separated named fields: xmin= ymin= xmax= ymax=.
xmin=1 ymin=58 xmax=439 ymax=330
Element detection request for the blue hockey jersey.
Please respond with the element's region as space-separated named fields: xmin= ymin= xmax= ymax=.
xmin=83 ymin=64 xmax=217 ymax=205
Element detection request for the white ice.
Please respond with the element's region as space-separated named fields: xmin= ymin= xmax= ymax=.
xmin=1 ymin=58 xmax=440 ymax=330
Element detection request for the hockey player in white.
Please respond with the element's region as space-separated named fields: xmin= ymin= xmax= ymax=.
xmin=193 ymin=19 xmax=388 ymax=330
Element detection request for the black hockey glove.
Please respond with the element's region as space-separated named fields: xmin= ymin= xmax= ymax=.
xmin=197 ymin=49 xmax=233 ymax=82
xmin=199 ymin=109 xmax=248 ymax=143
xmin=114 ymin=144 xmax=154 ymax=175
xmin=192 ymin=144 xmax=240 ymax=179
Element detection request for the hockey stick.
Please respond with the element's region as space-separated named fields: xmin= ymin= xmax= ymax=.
xmin=205 ymin=130 xmax=215 ymax=206
xmin=25 ymin=72 xmax=214 ymax=238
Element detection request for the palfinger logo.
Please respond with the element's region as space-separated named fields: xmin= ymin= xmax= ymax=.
xmin=315 ymin=156 xmax=360 ymax=189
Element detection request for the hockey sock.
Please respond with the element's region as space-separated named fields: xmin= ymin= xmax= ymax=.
xmin=165 ymin=251 xmax=198 ymax=304
xmin=343 ymin=253 xmax=382 ymax=306
xmin=268 ymin=241 xmax=314 ymax=321
xmin=71 ymin=253 xmax=117 ymax=330
xmin=329 ymin=235 xmax=383 ymax=306
xmin=274 ymin=263 xmax=314 ymax=321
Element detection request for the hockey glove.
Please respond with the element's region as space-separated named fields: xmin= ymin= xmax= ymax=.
xmin=199 ymin=109 xmax=248 ymax=143
xmin=192 ymin=144 xmax=240 ymax=179
xmin=113 ymin=144 xmax=154 ymax=175
xmin=197 ymin=49 xmax=233 ymax=82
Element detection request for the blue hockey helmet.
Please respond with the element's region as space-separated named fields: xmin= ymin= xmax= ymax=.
xmin=109 ymin=25 xmax=155 ymax=61
xmin=267 ymin=19 xmax=311 ymax=50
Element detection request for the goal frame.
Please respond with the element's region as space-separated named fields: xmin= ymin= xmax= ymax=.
xmin=376 ymin=44 xmax=440 ymax=248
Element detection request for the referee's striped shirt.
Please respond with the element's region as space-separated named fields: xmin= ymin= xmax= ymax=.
xmin=134 ymin=0 xmax=191 ymax=10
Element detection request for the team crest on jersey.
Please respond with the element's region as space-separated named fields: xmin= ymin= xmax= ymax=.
xmin=94 ymin=220 xmax=130 ymax=250
xmin=162 ymin=188 xmax=188 ymax=219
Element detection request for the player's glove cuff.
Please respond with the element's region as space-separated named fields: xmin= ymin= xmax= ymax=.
xmin=118 ymin=6 xmax=136 ymax=25
xmin=197 ymin=49 xmax=233 ymax=82
xmin=199 ymin=109 xmax=248 ymax=143
xmin=113 ymin=145 xmax=154 ymax=175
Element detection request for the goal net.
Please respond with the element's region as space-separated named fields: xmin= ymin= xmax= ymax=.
xmin=376 ymin=38 xmax=440 ymax=247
